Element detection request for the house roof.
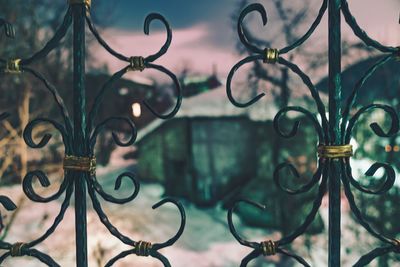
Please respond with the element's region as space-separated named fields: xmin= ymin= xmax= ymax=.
xmin=316 ymin=56 xmax=400 ymax=104
xmin=136 ymin=72 xmax=331 ymax=142
xmin=136 ymin=82 xmax=318 ymax=143
xmin=177 ymin=85 xmax=278 ymax=120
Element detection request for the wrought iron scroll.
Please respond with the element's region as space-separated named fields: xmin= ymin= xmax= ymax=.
xmin=227 ymin=1 xmax=400 ymax=267
xmin=0 ymin=2 xmax=184 ymax=267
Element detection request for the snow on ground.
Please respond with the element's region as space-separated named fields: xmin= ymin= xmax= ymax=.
xmin=0 ymin=165 xmax=390 ymax=267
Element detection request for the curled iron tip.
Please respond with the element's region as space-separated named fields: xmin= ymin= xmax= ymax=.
xmin=345 ymin=160 xmax=396 ymax=195
xmin=144 ymin=13 xmax=172 ymax=63
xmin=0 ymin=196 xmax=17 ymax=212
xmin=227 ymin=199 xmax=266 ymax=248
xmin=104 ymin=197 xmax=185 ymax=267
xmin=152 ymin=197 xmax=186 ymax=250
xmin=22 ymin=170 xmax=69 ymax=203
xmin=273 ymin=162 xmax=323 ymax=195
xmin=273 ymin=106 xmax=324 ymax=141
xmin=91 ymin=172 xmax=140 ymax=204
xmin=345 ymin=104 xmax=400 ymax=143
xmin=89 ymin=116 xmax=137 ymax=152
xmin=23 ymin=118 xmax=68 ymax=150
xmin=226 ymin=3 xmax=272 ymax=108
xmin=238 ymin=3 xmax=267 ymax=54
xmin=226 ymin=54 xmax=266 ymax=108
xmin=144 ymin=63 xmax=182 ymax=119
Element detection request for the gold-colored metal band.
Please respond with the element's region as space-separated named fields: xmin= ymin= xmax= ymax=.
xmin=318 ymin=145 xmax=353 ymax=159
xmin=10 ymin=242 xmax=26 ymax=257
xmin=134 ymin=241 xmax=153 ymax=257
xmin=263 ymin=48 xmax=279 ymax=64
xmin=392 ymin=239 xmax=400 ymax=246
xmin=63 ymin=155 xmax=96 ymax=175
xmin=4 ymin=59 xmax=22 ymax=74
xmin=128 ymin=56 xmax=145 ymax=72
xmin=68 ymin=0 xmax=91 ymax=8
xmin=260 ymin=240 xmax=276 ymax=256
xmin=392 ymin=239 xmax=400 ymax=252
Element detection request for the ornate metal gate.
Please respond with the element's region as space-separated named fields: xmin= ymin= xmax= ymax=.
xmin=0 ymin=0 xmax=399 ymax=266
xmin=226 ymin=0 xmax=400 ymax=267
xmin=0 ymin=0 xmax=185 ymax=266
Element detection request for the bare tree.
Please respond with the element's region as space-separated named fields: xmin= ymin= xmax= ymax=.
xmin=0 ymin=0 xmax=111 ymax=183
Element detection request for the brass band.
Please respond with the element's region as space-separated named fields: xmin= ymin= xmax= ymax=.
xmin=10 ymin=242 xmax=26 ymax=257
xmin=392 ymin=239 xmax=400 ymax=252
xmin=260 ymin=240 xmax=276 ymax=256
xmin=134 ymin=241 xmax=153 ymax=257
xmin=68 ymin=0 xmax=91 ymax=8
xmin=4 ymin=59 xmax=22 ymax=74
xmin=263 ymin=48 xmax=279 ymax=64
xmin=129 ymin=56 xmax=146 ymax=72
xmin=392 ymin=239 xmax=400 ymax=246
xmin=63 ymin=155 xmax=96 ymax=175
xmin=318 ymin=145 xmax=353 ymax=159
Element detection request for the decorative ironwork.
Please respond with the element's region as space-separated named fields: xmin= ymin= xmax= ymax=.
xmin=128 ymin=56 xmax=146 ymax=72
xmin=227 ymin=1 xmax=400 ymax=267
xmin=134 ymin=241 xmax=153 ymax=257
xmin=263 ymin=48 xmax=279 ymax=64
xmin=0 ymin=1 xmax=185 ymax=267
xmin=317 ymin=145 xmax=353 ymax=159
xmin=260 ymin=240 xmax=276 ymax=256
xmin=63 ymin=155 xmax=97 ymax=176
xmin=10 ymin=242 xmax=26 ymax=257
xmin=4 ymin=59 xmax=22 ymax=74
xmin=0 ymin=0 xmax=398 ymax=266
xmin=68 ymin=0 xmax=91 ymax=8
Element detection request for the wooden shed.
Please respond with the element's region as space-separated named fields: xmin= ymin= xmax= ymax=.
xmin=135 ymin=86 xmax=290 ymax=206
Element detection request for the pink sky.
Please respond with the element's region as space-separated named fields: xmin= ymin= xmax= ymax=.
xmin=93 ymin=0 xmax=399 ymax=84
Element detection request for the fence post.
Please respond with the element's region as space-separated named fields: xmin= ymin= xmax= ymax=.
xmin=328 ymin=0 xmax=342 ymax=266
xmin=71 ymin=2 xmax=88 ymax=267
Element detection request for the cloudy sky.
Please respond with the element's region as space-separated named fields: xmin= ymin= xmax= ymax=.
xmin=92 ymin=0 xmax=400 ymax=83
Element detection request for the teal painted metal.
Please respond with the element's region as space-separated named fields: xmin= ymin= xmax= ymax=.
xmin=227 ymin=0 xmax=400 ymax=266
xmin=327 ymin=0 xmax=342 ymax=266
xmin=72 ymin=4 xmax=89 ymax=267
xmin=0 ymin=1 xmax=185 ymax=267
xmin=0 ymin=0 xmax=398 ymax=266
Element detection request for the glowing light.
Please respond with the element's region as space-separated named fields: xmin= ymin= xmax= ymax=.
xmin=394 ymin=145 xmax=399 ymax=152
xmin=119 ymin=87 xmax=129 ymax=96
xmin=385 ymin=145 xmax=392 ymax=152
xmin=132 ymin=103 xmax=141 ymax=118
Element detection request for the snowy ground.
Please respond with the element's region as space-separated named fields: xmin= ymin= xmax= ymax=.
xmin=0 ymin=163 xmax=389 ymax=267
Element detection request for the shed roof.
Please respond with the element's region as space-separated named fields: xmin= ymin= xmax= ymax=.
xmin=176 ymin=85 xmax=278 ymax=121
xmin=135 ymin=68 xmax=331 ymax=143
xmin=136 ymin=83 xmax=317 ymax=143
xmin=317 ymin=56 xmax=400 ymax=104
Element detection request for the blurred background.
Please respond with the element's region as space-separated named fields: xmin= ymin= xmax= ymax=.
xmin=0 ymin=0 xmax=399 ymax=266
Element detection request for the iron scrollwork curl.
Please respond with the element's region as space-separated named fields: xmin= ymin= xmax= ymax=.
xmin=227 ymin=1 xmax=400 ymax=266
xmin=0 ymin=2 xmax=185 ymax=267
xmin=84 ymin=8 xmax=185 ymax=266
xmin=0 ymin=13 xmax=72 ymax=265
xmin=86 ymin=11 xmax=182 ymax=121
xmin=0 ymin=115 xmax=16 ymax=245
xmin=340 ymin=1 xmax=400 ymax=265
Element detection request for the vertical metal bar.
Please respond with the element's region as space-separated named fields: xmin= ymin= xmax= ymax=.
xmin=328 ymin=0 xmax=342 ymax=266
xmin=72 ymin=4 xmax=88 ymax=267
